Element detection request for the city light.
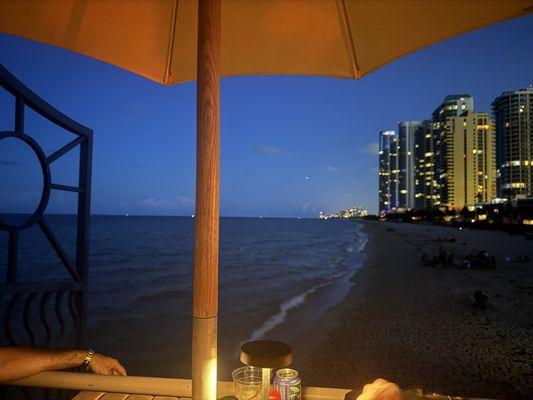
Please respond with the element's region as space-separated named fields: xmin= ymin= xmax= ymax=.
xmin=319 ymin=207 xmax=368 ymax=220
xmin=376 ymin=90 xmax=532 ymax=225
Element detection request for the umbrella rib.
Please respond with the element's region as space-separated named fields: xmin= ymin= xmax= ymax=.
xmin=164 ymin=0 xmax=180 ymax=84
xmin=337 ymin=0 xmax=361 ymax=79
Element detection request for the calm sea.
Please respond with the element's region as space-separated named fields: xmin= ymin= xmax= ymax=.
xmin=0 ymin=216 xmax=367 ymax=378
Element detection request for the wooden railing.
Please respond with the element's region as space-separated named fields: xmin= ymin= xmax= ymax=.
xmin=4 ymin=371 xmax=501 ymax=399
xmin=6 ymin=372 xmax=351 ymax=400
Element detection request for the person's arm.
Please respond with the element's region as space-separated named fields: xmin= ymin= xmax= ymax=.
xmin=0 ymin=347 xmax=127 ymax=383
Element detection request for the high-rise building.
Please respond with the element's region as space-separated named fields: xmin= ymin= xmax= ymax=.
xmin=432 ymin=95 xmax=474 ymax=207
xmin=414 ymin=120 xmax=436 ymax=209
xmin=492 ymin=87 xmax=533 ymax=201
xmin=444 ymin=112 xmax=496 ymax=207
xmin=379 ymin=94 xmax=498 ymax=213
xmin=389 ymin=132 xmax=399 ymax=210
xmin=397 ymin=121 xmax=422 ymax=210
xmin=378 ymin=130 xmax=397 ymax=214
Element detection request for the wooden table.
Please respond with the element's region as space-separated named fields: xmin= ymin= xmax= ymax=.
xmin=73 ymin=392 xmax=189 ymax=400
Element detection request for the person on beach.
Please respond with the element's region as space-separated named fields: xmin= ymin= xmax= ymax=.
xmin=0 ymin=347 xmax=126 ymax=382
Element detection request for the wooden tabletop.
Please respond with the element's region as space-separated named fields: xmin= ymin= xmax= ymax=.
xmin=73 ymin=392 xmax=190 ymax=400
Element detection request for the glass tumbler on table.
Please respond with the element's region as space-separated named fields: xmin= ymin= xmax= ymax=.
xmin=232 ymin=366 xmax=263 ymax=400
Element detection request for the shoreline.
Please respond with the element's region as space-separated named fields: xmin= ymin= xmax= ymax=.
xmin=217 ymin=221 xmax=368 ymax=380
xmin=299 ymin=221 xmax=533 ymax=399
xmin=262 ymin=252 xmax=367 ymax=374
xmin=288 ymin=226 xmax=371 ymax=374
xmin=247 ymin=222 xmax=371 ymax=371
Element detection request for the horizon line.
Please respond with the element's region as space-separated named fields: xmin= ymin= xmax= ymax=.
xmin=0 ymin=212 xmax=323 ymax=219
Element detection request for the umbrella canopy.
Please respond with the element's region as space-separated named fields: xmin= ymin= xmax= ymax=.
xmin=1 ymin=0 xmax=531 ymax=84
xmin=1 ymin=1 xmax=531 ymax=400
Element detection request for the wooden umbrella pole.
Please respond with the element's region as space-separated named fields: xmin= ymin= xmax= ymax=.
xmin=192 ymin=1 xmax=220 ymax=400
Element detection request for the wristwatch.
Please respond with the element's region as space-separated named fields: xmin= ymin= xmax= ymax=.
xmin=82 ymin=349 xmax=95 ymax=371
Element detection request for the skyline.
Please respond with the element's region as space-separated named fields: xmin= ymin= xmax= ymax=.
xmin=379 ymin=96 xmax=498 ymax=215
xmin=0 ymin=14 xmax=532 ymax=217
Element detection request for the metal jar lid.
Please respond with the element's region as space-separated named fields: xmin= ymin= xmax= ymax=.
xmin=240 ymin=340 xmax=293 ymax=368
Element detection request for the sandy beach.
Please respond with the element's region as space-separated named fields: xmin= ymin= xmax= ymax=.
xmin=298 ymin=221 xmax=533 ymax=399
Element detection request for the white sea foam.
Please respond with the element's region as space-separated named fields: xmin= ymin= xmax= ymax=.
xmin=357 ymin=236 xmax=368 ymax=253
xmin=249 ymin=271 xmax=347 ymax=340
xmin=356 ymin=224 xmax=369 ymax=253
xmin=249 ymin=225 xmax=369 ymax=340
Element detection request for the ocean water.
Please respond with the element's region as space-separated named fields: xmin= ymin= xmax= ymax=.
xmin=0 ymin=216 xmax=367 ymax=378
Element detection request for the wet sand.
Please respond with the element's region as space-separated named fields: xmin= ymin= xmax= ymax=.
xmin=298 ymin=221 xmax=533 ymax=399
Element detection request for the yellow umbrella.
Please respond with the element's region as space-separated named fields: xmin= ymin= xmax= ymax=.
xmin=1 ymin=1 xmax=531 ymax=399
xmin=1 ymin=0 xmax=531 ymax=84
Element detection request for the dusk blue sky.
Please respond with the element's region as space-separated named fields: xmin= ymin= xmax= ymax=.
xmin=0 ymin=14 xmax=532 ymax=217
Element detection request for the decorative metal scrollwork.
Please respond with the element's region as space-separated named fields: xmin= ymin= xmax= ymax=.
xmin=0 ymin=132 xmax=51 ymax=231
xmin=0 ymin=63 xmax=93 ymax=350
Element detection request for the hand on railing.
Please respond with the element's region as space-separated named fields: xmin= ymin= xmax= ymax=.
xmin=0 ymin=347 xmax=126 ymax=382
xmin=88 ymin=352 xmax=127 ymax=376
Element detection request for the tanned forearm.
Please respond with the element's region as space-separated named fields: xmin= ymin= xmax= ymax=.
xmin=0 ymin=347 xmax=87 ymax=382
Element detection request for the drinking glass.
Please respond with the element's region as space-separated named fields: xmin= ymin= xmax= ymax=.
xmin=232 ymin=366 xmax=263 ymax=400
